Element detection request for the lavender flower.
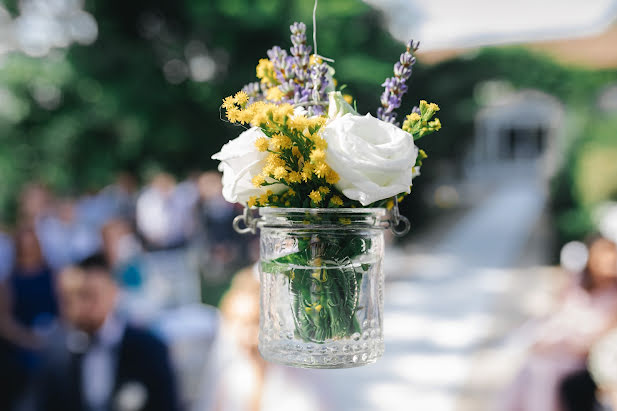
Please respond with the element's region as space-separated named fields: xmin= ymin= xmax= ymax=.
xmin=241 ymin=22 xmax=332 ymax=111
xmin=241 ymin=82 xmax=264 ymax=103
xmin=289 ymin=22 xmax=311 ymax=83
xmin=267 ymin=46 xmax=293 ymax=84
xmin=307 ymin=61 xmax=330 ymax=116
xmin=377 ymin=40 xmax=419 ymax=125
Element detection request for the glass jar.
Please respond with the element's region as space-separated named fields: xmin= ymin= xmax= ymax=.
xmin=257 ymin=207 xmax=386 ymax=368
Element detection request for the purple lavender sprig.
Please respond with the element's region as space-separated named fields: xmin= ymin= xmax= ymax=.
xmin=290 ymin=22 xmax=312 ymax=83
xmin=241 ymin=22 xmax=332 ymax=111
xmin=267 ymin=46 xmax=292 ymax=84
xmin=377 ymin=40 xmax=419 ymax=125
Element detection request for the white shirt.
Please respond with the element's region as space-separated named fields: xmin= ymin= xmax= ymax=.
xmin=81 ymin=315 xmax=126 ymax=410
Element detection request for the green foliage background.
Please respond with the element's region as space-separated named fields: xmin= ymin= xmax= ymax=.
xmin=1 ymin=0 xmax=616 ymax=249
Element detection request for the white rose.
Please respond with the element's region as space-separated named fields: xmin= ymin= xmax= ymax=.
xmin=212 ymin=127 xmax=287 ymax=204
xmin=322 ymin=113 xmax=418 ymax=206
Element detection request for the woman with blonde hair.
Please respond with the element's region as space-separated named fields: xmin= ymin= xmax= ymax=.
xmin=194 ymin=266 xmax=326 ymax=411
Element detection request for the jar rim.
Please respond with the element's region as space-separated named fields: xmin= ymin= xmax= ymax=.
xmin=257 ymin=207 xmax=388 ymax=230
xmin=258 ymin=207 xmax=387 ymax=217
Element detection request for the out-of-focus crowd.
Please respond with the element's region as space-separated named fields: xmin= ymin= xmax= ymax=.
xmin=0 ymin=173 xmax=322 ymax=411
xmin=500 ymin=235 xmax=617 ymax=411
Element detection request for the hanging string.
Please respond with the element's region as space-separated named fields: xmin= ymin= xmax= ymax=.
xmin=312 ymin=0 xmax=335 ymax=63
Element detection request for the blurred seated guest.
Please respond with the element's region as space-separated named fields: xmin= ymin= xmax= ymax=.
xmin=36 ymin=197 xmax=101 ymax=271
xmin=193 ymin=267 xmax=324 ymax=411
xmin=500 ymin=236 xmax=617 ymax=411
xmin=82 ymin=172 xmax=139 ymax=226
xmin=18 ymin=182 xmax=52 ymax=226
xmin=0 ymin=226 xmax=57 ymax=410
xmin=197 ymin=171 xmax=238 ymax=246
xmin=559 ymin=369 xmax=598 ymax=411
xmin=0 ymin=228 xmax=14 ymax=282
xmin=102 ymin=219 xmax=144 ymax=289
xmin=136 ymin=173 xmax=189 ymax=250
xmin=560 ymin=325 xmax=617 ymax=411
xmin=197 ymin=171 xmax=249 ymax=280
xmin=173 ymin=174 xmax=200 ymax=241
xmin=34 ymin=254 xmax=180 ymax=411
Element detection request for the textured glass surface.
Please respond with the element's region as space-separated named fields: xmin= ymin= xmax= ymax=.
xmin=258 ymin=208 xmax=385 ymax=368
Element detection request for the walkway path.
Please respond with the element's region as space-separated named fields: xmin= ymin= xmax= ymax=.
xmin=306 ymin=179 xmax=547 ymax=411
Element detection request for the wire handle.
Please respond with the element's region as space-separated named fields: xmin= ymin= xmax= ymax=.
xmin=232 ymin=206 xmax=259 ymax=235
xmin=388 ymin=196 xmax=411 ymax=237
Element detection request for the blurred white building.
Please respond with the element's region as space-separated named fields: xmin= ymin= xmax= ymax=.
xmin=466 ymin=88 xmax=565 ymax=180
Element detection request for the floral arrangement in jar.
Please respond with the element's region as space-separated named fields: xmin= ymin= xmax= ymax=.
xmin=212 ymin=21 xmax=441 ymax=368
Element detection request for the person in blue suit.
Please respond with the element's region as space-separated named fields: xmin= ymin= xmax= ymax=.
xmin=34 ymin=254 xmax=180 ymax=411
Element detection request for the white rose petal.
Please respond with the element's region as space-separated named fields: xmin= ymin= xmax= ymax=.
xmin=212 ymin=127 xmax=287 ymax=204
xmin=322 ymin=113 xmax=418 ymax=206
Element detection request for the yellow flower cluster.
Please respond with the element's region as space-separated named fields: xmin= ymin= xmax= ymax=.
xmin=402 ymin=100 xmax=442 ymax=140
xmin=256 ymin=58 xmax=276 ymax=85
xmin=220 ymin=91 xmax=348 ymax=208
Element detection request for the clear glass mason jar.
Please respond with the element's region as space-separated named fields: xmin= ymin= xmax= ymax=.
xmin=257 ymin=207 xmax=387 ymax=368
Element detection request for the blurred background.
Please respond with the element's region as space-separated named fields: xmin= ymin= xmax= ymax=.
xmin=1 ymin=0 xmax=617 ymax=410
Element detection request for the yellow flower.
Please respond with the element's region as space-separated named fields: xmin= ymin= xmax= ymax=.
xmin=272 ymin=104 xmax=294 ymax=123
xmin=287 ymin=171 xmax=301 ymax=183
xmin=259 ymin=192 xmax=269 ymax=205
xmin=258 ymin=190 xmax=274 ymax=205
xmin=308 ymin=117 xmax=326 ymax=128
xmin=252 ymin=175 xmax=266 ymax=187
xmin=271 ymin=133 xmax=292 ymax=149
xmin=339 ymin=217 xmax=352 ymax=225
xmin=288 ymin=115 xmax=310 ymax=131
xmin=248 ymin=196 xmax=258 ymax=208
xmin=301 ymin=164 xmax=314 ymax=182
xmin=261 ymin=164 xmax=274 ymax=176
xmin=406 ymin=112 xmax=421 ymax=123
xmin=309 ymin=190 xmax=322 ymax=204
xmin=313 ymin=136 xmax=327 ymax=150
xmin=325 ymin=169 xmax=339 ymax=184
xmin=222 ymin=96 xmax=235 ymax=110
xmin=256 ymin=58 xmax=275 ymax=83
xmin=318 ymin=186 xmax=330 ymax=194
xmin=343 ymin=94 xmax=353 ymax=104
xmin=309 ymin=149 xmax=326 ymax=163
xmin=234 ymin=91 xmax=249 ymax=106
xmin=330 ymin=195 xmax=343 ymax=206
xmin=309 ymin=55 xmax=322 ymax=65
xmin=266 ymin=87 xmax=284 ymax=101
xmin=255 ymin=137 xmax=269 ymax=152
xmin=273 ymin=166 xmax=288 ymax=180
xmin=226 ymin=107 xmax=241 ymax=123
xmin=266 ymin=153 xmax=285 ymax=168
xmin=287 ymin=188 xmax=296 ymax=196
xmin=429 ymin=118 xmax=442 ymax=130
xmin=314 ymin=304 xmax=322 ymax=313
xmin=314 ymin=163 xmax=329 ymax=179
xmin=429 ymin=102 xmax=440 ymax=112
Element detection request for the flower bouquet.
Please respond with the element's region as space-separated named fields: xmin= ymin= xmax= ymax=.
xmin=213 ymin=22 xmax=441 ymax=368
